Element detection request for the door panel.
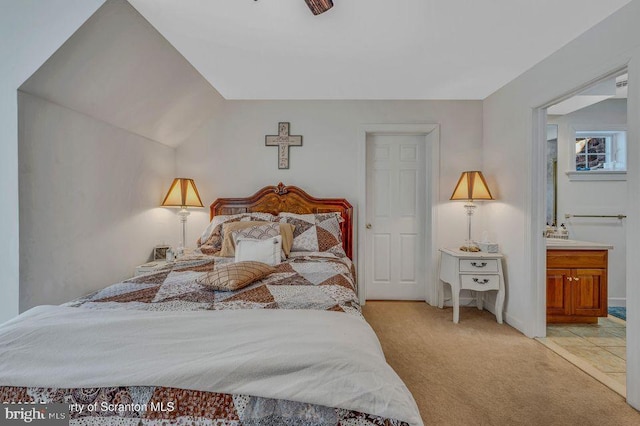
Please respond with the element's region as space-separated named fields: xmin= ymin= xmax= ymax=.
xmin=374 ymin=169 xmax=391 ymax=217
xmin=546 ymin=268 xmax=571 ymax=316
xmin=373 ymin=234 xmax=391 ymax=281
xmin=366 ymin=134 xmax=426 ymax=300
xmin=400 ymin=234 xmax=416 ymax=282
xmin=399 ymin=170 xmax=417 ymax=215
xmin=572 ymin=268 xmax=607 ymax=316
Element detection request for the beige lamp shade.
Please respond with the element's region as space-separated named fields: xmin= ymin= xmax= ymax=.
xmin=161 ymin=178 xmax=204 ymax=208
xmin=450 ymin=171 xmax=494 ymax=201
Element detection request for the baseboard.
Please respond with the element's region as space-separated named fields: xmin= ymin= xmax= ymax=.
xmin=609 ymin=297 xmax=626 ymax=307
xmin=504 ymin=311 xmax=525 ymax=334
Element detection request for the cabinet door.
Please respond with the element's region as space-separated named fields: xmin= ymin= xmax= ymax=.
xmin=547 ymin=268 xmax=571 ymax=316
xmin=571 ymin=268 xmax=607 ymax=317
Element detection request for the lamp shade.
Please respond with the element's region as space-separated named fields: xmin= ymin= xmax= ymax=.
xmin=305 ymin=0 xmax=333 ymax=15
xmin=450 ymin=171 xmax=494 ymax=201
xmin=161 ymin=178 xmax=204 ymax=208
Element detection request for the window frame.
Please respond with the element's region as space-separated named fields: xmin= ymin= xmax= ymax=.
xmin=567 ymin=125 xmax=627 ymax=181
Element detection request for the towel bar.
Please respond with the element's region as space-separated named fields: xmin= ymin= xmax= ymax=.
xmin=564 ymin=213 xmax=626 ymax=219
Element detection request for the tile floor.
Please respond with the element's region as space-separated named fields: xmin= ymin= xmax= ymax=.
xmin=539 ymin=316 xmax=627 ymax=395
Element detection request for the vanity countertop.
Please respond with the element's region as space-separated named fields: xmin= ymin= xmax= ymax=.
xmin=546 ymin=238 xmax=613 ymax=250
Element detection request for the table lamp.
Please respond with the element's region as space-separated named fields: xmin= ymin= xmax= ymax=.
xmin=450 ymin=171 xmax=494 ymax=251
xmin=161 ymin=178 xmax=204 ymax=252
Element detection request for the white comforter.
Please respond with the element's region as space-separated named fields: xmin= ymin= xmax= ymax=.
xmin=0 ymin=306 xmax=422 ymax=426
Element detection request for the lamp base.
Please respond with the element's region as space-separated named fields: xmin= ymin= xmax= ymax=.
xmin=460 ymin=203 xmax=480 ymax=252
xmin=459 ymin=239 xmax=480 ymax=252
xmin=177 ymin=208 xmax=191 ymax=253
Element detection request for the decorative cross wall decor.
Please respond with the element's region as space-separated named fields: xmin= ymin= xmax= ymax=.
xmin=265 ymin=122 xmax=303 ymax=169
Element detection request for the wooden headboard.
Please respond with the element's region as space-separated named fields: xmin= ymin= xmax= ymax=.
xmin=210 ymin=183 xmax=353 ymax=259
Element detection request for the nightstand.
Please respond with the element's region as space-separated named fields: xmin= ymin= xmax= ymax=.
xmin=437 ymin=248 xmax=505 ymax=324
xmin=135 ymin=260 xmax=172 ymax=276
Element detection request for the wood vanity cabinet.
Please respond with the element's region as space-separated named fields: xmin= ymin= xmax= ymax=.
xmin=546 ymin=250 xmax=608 ymax=324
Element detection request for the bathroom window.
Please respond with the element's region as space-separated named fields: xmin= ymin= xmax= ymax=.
xmin=575 ymin=131 xmax=626 ymax=172
xmin=567 ymin=130 xmax=627 ymax=181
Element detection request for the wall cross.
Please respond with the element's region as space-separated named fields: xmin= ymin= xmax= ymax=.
xmin=265 ymin=122 xmax=303 ymax=169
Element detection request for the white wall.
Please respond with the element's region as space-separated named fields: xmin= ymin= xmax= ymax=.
xmin=483 ymin=0 xmax=640 ymax=409
xmin=550 ymin=99 xmax=628 ymax=306
xmin=13 ymin=0 xmax=224 ymax=312
xmin=176 ymin=100 xmax=484 ymax=271
xmin=0 ymin=0 xmax=105 ymax=323
xmin=18 ymin=92 xmax=176 ymax=310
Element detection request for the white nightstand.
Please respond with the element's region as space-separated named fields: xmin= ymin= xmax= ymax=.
xmin=437 ymin=248 xmax=505 ymax=324
xmin=135 ymin=260 xmax=172 ymax=276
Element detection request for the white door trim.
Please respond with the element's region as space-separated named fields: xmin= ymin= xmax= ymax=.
xmin=357 ymin=124 xmax=440 ymax=306
xmin=529 ymin=65 xmax=629 ymax=338
xmin=530 ymin=107 xmax=548 ymax=338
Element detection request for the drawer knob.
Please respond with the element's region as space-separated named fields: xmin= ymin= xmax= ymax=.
xmin=472 ymin=278 xmax=490 ymax=284
xmin=471 ymin=262 xmax=487 ymax=268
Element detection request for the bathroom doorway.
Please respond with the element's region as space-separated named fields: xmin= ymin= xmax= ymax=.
xmin=537 ymin=68 xmax=629 ymax=396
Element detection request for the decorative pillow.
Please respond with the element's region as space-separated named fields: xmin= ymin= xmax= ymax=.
xmin=235 ymin=236 xmax=282 ymax=266
xmin=219 ymin=222 xmax=295 ymax=258
xmin=196 ymin=261 xmax=275 ymax=291
xmin=197 ymin=213 xmax=276 ymax=251
xmin=277 ymin=212 xmax=346 ymax=257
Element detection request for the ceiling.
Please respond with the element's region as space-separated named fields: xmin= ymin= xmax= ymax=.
xmin=128 ymin=0 xmax=631 ymax=100
xmin=20 ymin=0 xmax=223 ymax=148
xmin=547 ymin=73 xmax=628 ymax=116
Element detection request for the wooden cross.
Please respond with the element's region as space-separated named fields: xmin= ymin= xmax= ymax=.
xmin=265 ymin=122 xmax=303 ymax=169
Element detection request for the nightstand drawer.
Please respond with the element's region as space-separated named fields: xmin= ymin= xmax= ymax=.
xmin=461 ymin=274 xmax=500 ymax=291
xmin=459 ymin=259 xmax=498 ymax=272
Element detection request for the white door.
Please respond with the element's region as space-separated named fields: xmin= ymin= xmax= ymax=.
xmin=365 ymin=134 xmax=426 ymax=300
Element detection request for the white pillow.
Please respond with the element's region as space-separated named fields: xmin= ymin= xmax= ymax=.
xmin=235 ymin=236 xmax=282 ymax=266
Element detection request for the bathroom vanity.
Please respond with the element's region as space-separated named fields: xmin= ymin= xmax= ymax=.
xmin=546 ymin=239 xmax=613 ymax=324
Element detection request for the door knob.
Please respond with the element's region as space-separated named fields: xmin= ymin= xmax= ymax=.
xmin=366 ymin=223 xmax=372 ymax=229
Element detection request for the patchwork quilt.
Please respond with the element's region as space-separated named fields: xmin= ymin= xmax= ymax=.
xmin=1 ymin=254 xmax=411 ymax=426
xmin=63 ymin=253 xmax=361 ymax=315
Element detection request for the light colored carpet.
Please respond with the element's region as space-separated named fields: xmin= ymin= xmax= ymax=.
xmin=362 ymin=301 xmax=640 ymax=426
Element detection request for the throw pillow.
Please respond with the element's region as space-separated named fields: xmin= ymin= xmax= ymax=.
xmin=219 ymin=222 xmax=295 ymax=257
xmin=197 ymin=213 xmax=276 ymax=251
xmin=277 ymin=212 xmax=346 ymax=257
xmin=235 ymin=235 xmax=282 ymax=266
xmin=196 ymin=261 xmax=275 ymax=291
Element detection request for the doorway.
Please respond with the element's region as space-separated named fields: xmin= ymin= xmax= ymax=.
xmin=535 ymin=68 xmax=629 ymax=396
xmin=357 ymin=124 xmax=439 ymax=304
xmin=365 ymin=134 xmax=426 ymax=300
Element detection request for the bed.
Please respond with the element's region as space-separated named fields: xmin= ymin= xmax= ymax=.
xmin=0 ymin=183 xmax=422 ymax=426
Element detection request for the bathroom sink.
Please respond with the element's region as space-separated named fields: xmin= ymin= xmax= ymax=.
xmin=545 ymin=238 xmax=613 ymax=250
xmin=546 ymin=238 xmax=578 ymax=245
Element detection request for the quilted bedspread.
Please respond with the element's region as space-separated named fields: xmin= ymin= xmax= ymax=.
xmin=1 ymin=253 xmax=419 ymax=426
xmin=63 ymin=253 xmax=362 ymax=316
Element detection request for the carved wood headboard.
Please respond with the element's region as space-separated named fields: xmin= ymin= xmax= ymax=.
xmin=210 ymin=183 xmax=353 ymax=259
